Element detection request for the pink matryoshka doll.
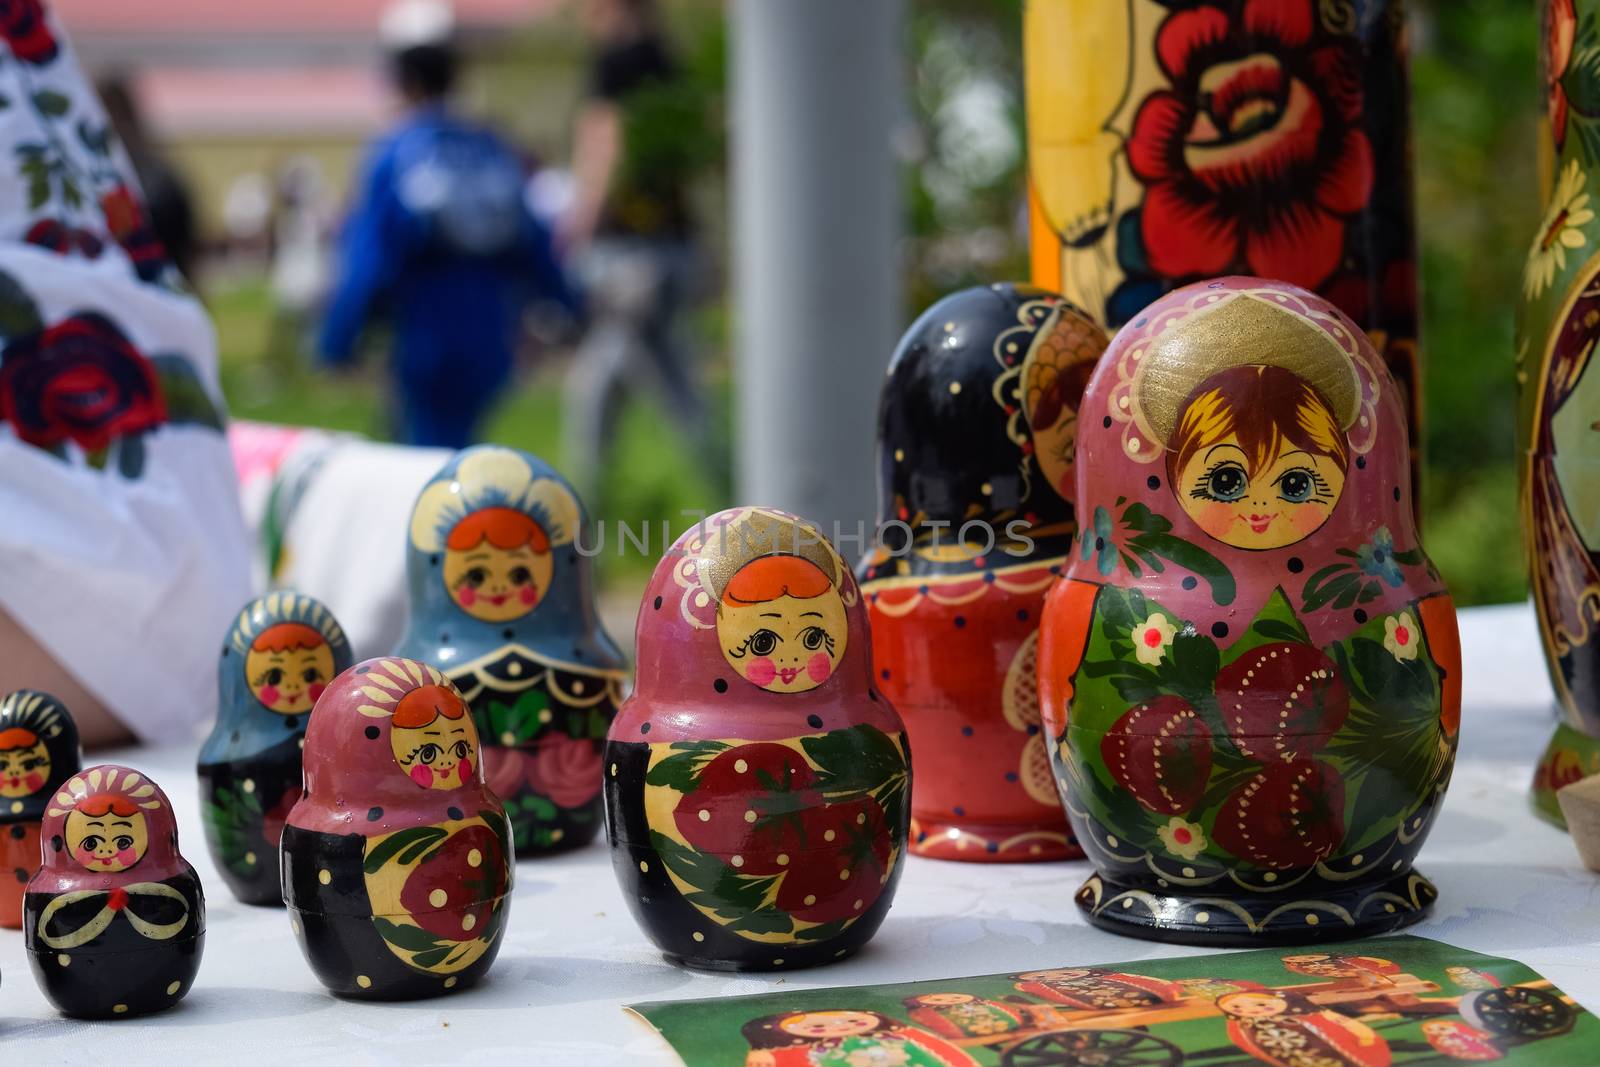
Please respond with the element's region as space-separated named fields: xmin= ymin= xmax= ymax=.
xmin=24 ymin=766 xmax=204 ymax=1018
xmin=605 ymin=507 xmax=910 ymax=971
xmin=740 ymin=1009 xmax=979 ymax=1067
xmin=859 ymin=283 xmax=1104 ymax=862
xmin=282 ymin=657 xmax=513 ymax=999
xmin=0 ymin=690 xmax=81 ymax=928
xmin=1039 ymin=277 xmax=1460 ymax=945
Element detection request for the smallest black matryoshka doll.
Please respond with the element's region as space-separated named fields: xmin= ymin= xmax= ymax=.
xmin=198 ymin=591 xmax=352 ymax=905
xmin=25 ymin=765 xmax=205 ymax=1018
xmin=283 ymin=657 xmax=514 ymax=1000
xmin=0 ymin=690 xmax=81 ymax=929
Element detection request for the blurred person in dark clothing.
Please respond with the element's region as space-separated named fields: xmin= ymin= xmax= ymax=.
xmin=97 ymin=74 xmax=198 ymax=283
xmin=319 ymin=0 xmax=575 ymax=449
xmin=561 ymin=0 xmax=709 ymax=505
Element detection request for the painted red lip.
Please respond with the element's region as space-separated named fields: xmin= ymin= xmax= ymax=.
xmin=778 ymin=667 xmax=801 ymax=684
xmin=1245 ymin=513 xmax=1277 ymax=533
xmin=488 ymin=593 xmax=508 ymax=606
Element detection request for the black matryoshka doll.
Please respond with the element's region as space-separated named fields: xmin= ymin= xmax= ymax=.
xmin=1038 ymin=277 xmax=1460 ymax=945
xmin=198 ymin=591 xmax=352 ymax=905
xmin=396 ymin=445 xmax=625 ymax=856
xmin=0 ymin=690 xmax=80 ymax=928
xmin=25 ymin=766 xmax=204 ymax=1018
xmin=282 ymin=656 xmax=513 ymax=999
xmin=605 ymin=507 xmax=911 ymax=971
xmin=859 ymin=283 xmax=1106 ymax=861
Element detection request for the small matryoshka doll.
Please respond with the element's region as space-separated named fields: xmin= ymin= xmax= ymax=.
xmin=1039 ymin=277 xmax=1460 ymax=944
xmin=198 ymin=591 xmax=352 ymax=905
xmin=605 ymin=507 xmax=910 ymax=971
xmin=24 ymin=766 xmax=204 ymax=1018
xmin=859 ymin=283 xmax=1106 ymax=861
xmin=396 ymin=446 xmax=625 ymax=857
xmin=0 ymin=691 xmax=81 ymax=928
xmin=282 ymin=657 xmax=513 ymax=999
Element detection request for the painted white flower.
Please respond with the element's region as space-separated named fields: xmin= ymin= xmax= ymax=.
xmin=1157 ymin=816 xmax=1207 ymax=861
xmin=1525 ymin=159 xmax=1595 ymax=300
xmin=1384 ymin=611 xmax=1421 ymax=661
xmin=1132 ymin=612 xmax=1177 ymax=667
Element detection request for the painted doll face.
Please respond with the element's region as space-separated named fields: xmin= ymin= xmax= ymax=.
xmin=780 ymin=1011 xmax=883 ymax=1040
xmin=918 ymin=993 xmax=976 ymax=1006
xmin=247 ymin=643 xmax=336 ymax=714
xmin=1176 ymin=436 xmax=1345 ymax=550
xmin=0 ymin=740 xmax=50 ymax=797
xmin=719 ymin=589 xmax=849 ymax=694
xmin=65 ymin=807 xmax=149 ymax=872
xmin=442 ymin=540 xmax=554 ymax=623
xmin=1025 ymin=969 xmax=1090 ymax=983
xmin=390 ymin=687 xmax=480 ymax=791
xmin=1220 ymin=993 xmax=1289 ymax=1019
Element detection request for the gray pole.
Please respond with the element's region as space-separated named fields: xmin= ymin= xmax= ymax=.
xmin=731 ymin=0 xmax=903 ymax=546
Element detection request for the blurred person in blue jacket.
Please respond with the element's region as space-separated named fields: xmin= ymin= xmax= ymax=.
xmin=319 ymin=0 xmax=575 ymax=448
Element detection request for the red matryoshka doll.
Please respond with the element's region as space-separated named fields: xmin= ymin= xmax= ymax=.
xmin=859 ymin=284 xmax=1104 ymax=861
xmin=740 ymin=1010 xmax=978 ymax=1067
xmin=1217 ymin=991 xmax=1390 ymax=1067
xmin=198 ymin=591 xmax=352 ymax=905
xmin=282 ymin=657 xmax=513 ymax=999
xmin=396 ymin=446 xmax=625 ymax=856
xmin=1039 ymin=277 xmax=1460 ymax=945
xmin=900 ymin=993 xmax=1034 ymax=1040
xmin=24 ymin=766 xmax=204 ymax=1018
xmin=1011 ymin=968 xmax=1183 ymax=1010
xmin=0 ymin=690 xmax=81 ymax=928
xmin=605 ymin=507 xmax=910 ymax=971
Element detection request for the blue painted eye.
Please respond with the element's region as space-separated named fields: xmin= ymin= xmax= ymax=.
xmin=1206 ymin=464 xmax=1248 ymax=502
xmin=1277 ymin=469 xmax=1315 ymax=503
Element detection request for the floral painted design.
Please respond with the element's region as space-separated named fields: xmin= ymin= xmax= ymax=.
xmin=1081 ymin=501 xmax=1236 ymax=606
xmin=0 ymin=0 xmax=57 ymax=65
xmin=474 ymin=686 xmax=611 ymax=850
xmin=24 ymin=218 xmax=103 ymax=258
xmin=1125 ymin=0 xmax=1373 ymax=290
xmin=1300 ymin=525 xmax=1428 ymax=613
xmin=1525 ymin=160 xmax=1594 ymax=300
xmin=1384 ymin=611 xmax=1420 ymax=661
xmin=0 ymin=311 xmax=165 ymax=452
xmin=1548 ymin=0 xmax=1578 ymax=151
xmin=99 ymin=184 xmax=170 ymax=282
xmin=1060 ymin=584 xmax=1452 ymax=871
xmin=1132 ymin=613 xmax=1176 ymax=667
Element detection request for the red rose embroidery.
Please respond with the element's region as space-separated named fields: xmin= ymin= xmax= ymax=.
xmin=1125 ymin=0 xmax=1373 ymax=289
xmin=525 ymin=733 xmax=602 ymax=809
xmin=100 ymin=184 xmax=170 ymax=282
xmin=0 ymin=0 xmax=57 ymax=65
xmin=0 ymin=313 xmax=167 ymax=452
xmin=24 ymin=218 xmax=104 ymax=259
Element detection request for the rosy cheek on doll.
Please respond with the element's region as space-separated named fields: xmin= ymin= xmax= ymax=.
xmin=24 ymin=772 xmax=43 ymax=791
xmin=115 ymin=845 xmax=138 ymax=867
xmin=308 ymin=682 xmax=327 ymax=704
xmin=457 ymin=587 xmax=478 ymax=608
xmin=1290 ymin=504 xmax=1327 ymax=534
xmin=807 ymin=653 xmax=832 ymax=683
xmin=519 ymin=586 xmax=537 ymax=606
xmin=75 ymin=844 xmax=96 ymax=865
xmin=457 ymin=758 xmax=473 ymax=783
xmin=410 ymin=765 xmax=434 ymax=788
xmin=259 ymin=685 xmax=281 ymax=707
xmin=1197 ymin=501 xmax=1238 ymax=539
xmin=745 ymin=657 xmax=777 ymax=687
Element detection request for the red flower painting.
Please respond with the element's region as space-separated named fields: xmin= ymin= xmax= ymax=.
xmin=1547 ymin=0 xmax=1578 ymax=151
xmin=0 ymin=313 xmax=167 ymax=452
xmin=1125 ymin=0 xmax=1373 ymax=290
xmin=0 ymin=0 xmax=58 ymax=65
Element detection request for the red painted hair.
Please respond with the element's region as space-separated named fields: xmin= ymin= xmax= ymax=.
xmin=722 ymin=555 xmax=832 ymax=606
xmin=447 ymin=507 xmax=550 ymax=553
xmin=77 ymin=793 xmax=141 ymax=817
xmin=393 ymin=684 xmax=468 ymax=729
xmin=0 ymin=726 xmax=38 ymax=751
xmin=252 ymin=622 xmax=326 ymax=654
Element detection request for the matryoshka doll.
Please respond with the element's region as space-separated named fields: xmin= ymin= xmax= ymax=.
xmin=740 ymin=1010 xmax=978 ymax=1067
xmin=24 ymin=766 xmax=204 ymax=1018
xmin=605 ymin=507 xmax=910 ymax=970
xmin=0 ymin=691 xmax=80 ymax=928
xmin=1039 ymin=277 xmax=1460 ymax=944
xmin=1218 ymin=991 xmax=1390 ymax=1067
xmin=396 ymin=446 xmax=624 ymax=856
xmin=282 ymin=657 xmax=512 ymax=999
xmin=859 ymin=284 xmax=1104 ymax=861
xmin=198 ymin=591 xmax=352 ymax=905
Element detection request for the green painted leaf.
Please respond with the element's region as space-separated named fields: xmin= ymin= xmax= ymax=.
xmin=802 ymin=724 xmax=907 ymax=802
xmin=151 ymin=355 xmax=225 ymax=431
xmin=0 ymin=269 xmax=40 ymax=339
xmin=644 ymin=740 xmax=730 ymax=793
xmin=363 ymin=825 xmax=447 ymax=874
xmin=1567 ymin=44 xmax=1600 ymax=116
xmin=372 ymin=916 xmax=446 ymax=953
xmin=31 ymin=90 xmax=69 ymax=117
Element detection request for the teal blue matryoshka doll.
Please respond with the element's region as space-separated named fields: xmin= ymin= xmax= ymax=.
xmin=395 ymin=446 xmax=625 ymax=856
xmin=198 ymin=591 xmax=352 ymax=905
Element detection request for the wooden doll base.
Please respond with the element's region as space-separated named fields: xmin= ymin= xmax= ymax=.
xmin=1530 ymin=721 xmax=1600 ymax=828
xmin=27 ymin=935 xmax=204 ymax=1019
xmin=288 ymin=908 xmax=504 ymax=1000
xmin=909 ymin=815 xmax=1082 ymax=863
xmin=1072 ymin=867 xmax=1437 ymax=948
xmin=0 ymin=821 xmax=41 ymax=928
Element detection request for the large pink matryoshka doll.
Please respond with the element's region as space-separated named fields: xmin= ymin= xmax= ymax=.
xmin=282 ymin=657 xmax=513 ymax=999
xmin=24 ymin=766 xmax=204 ymax=1018
xmin=1039 ymin=277 xmax=1460 ymax=945
xmin=605 ymin=507 xmax=910 ymax=971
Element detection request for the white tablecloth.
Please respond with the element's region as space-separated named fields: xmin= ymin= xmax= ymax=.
xmin=2 ymin=602 xmax=1594 ymax=1064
